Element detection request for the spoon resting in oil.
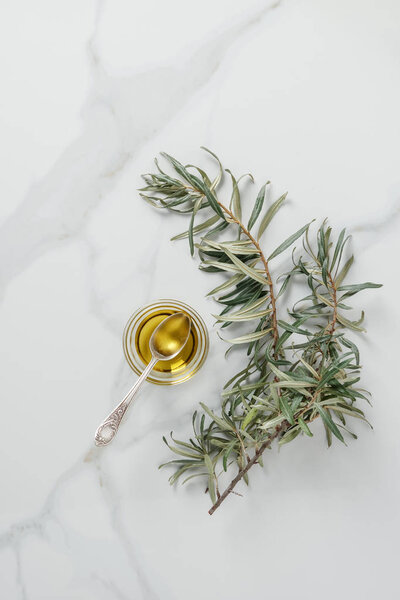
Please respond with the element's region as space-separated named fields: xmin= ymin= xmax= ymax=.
xmin=95 ymin=312 xmax=191 ymax=446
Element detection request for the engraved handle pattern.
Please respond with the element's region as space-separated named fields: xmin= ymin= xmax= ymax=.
xmin=94 ymin=357 xmax=157 ymax=446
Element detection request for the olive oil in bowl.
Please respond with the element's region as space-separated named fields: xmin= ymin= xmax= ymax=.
xmin=123 ymin=300 xmax=209 ymax=385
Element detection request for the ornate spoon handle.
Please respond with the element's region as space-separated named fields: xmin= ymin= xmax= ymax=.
xmin=94 ymin=357 xmax=157 ymax=446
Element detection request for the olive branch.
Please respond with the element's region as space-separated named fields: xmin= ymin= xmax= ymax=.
xmin=139 ymin=148 xmax=381 ymax=515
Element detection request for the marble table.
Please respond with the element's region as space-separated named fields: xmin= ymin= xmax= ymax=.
xmin=1 ymin=1 xmax=399 ymax=598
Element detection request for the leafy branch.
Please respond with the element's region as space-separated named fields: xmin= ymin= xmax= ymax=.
xmin=140 ymin=148 xmax=381 ymax=514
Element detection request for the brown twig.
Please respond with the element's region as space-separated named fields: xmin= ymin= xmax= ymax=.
xmin=208 ymin=423 xmax=286 ymax=515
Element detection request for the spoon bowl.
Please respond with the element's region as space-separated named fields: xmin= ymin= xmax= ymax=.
xmin=150 ymin=312 xmax=191 ymax=360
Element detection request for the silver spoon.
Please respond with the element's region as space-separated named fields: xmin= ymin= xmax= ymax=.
xmin=94 ymin=312 xmax=191 ymax=446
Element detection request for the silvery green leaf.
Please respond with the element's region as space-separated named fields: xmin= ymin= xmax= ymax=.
xmin=315 ymin=405 xmax=345 ymax=443
xmin=336 ymin=313 xmax=366 ymax=332
xmin=226 ymin=169 xmax=242 ymax=220
xmin=233 ymin=295 xmax=270 ymax=315
xmin=171 ymin=215 xmax=219 ymax=240
xmin=315 ymin=292 xmax=335 ymax=308
xmin=276 ymin=273 xmax=292 ymax=298
xmin=162 ymin=442 xmax=203 ymax=460
xmin=213 ymin=308 xmax=272 ymax=322
xmin=241 ymin=407 xmax=259 ymax=430
xmin=268 ymin=362 xmax=292 ymax=381
xmin=221 ymin=381 xmax=268 ymax=397
xmin=207 ymin=475 xmax=217 ymax=504
xmin=341 ymin=336 xmax=360 ymax=364
xmin=268 ymin=221 xmax=313 ymax=260
xmin=224 ymin=249 xmax=268 ymax=285
xmin=248 ymin=182 xmax=269 ymax=231
xmin=259 ymin=415 xmax=285 ymax=430
xmin=201 ymin=146 xmax=223 ymax=190
xmin=335 ymin=255 xmax=354 ymax=286
xmin=181 ymin=472 xmax=208 ymax=485
xmin=223 ymin=440 xmax=237 ymax=471
xmin=298 ymin=417 xmax=313 ymax=437
xmin=297 ymin=356 xmax=320 ymax=380
xmin=200 ymin=260 xmax=241 ymax=273
xmin=204 ymin=240 xmax=260 ymax=255
xmin=186 ymin=164 xmax=212 ymax=187
xmin=321 ymin=256 xmax=329 ymax=287
xmin=330 ymin=228 xmax=346 ymax=271
xmin=338 ymin=282 xmax=382 ymax=298
xmin=279 ymin=426 xmax=300 ymax=446
xmin=257 ymin=192 xmax=287 ymax=239
xmin=277 ymin=320 xmax=312 ymax=336
xmin=322 ymin=405 xmax=368 ymax=422
xmin=207 ymin=273 xmax=245 ymax=296
xmin=279 ymin=395 xmax=295 ymax=424
xmin=221 ymin=328 xmax=272 ymax=345
xmin=199 ymin=403 xmax=235 ymax=431
xmin=272 ymin=380 xmax=315 ymax=390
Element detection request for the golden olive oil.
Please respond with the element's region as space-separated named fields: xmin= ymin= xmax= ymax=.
xmin=135 ymin=309 xmax=199 ymax=373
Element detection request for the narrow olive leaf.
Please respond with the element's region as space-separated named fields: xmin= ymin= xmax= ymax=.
xmin=315 ymin=405 xmax=345 ymax=443
xmin=213 ymin=308 xmax=272 ymax=322
xmin=186 ymin=164 xmax=212 ymax=188
xmin=321 ymin=256 xmax=329 ymax=288
xmin=257 ymin=192 xmax=287 ymax=240
xmin=207 ymin=273 xmax=245 ymax=296
xmin=259 ymin=415 xmax=285 ymax=430
xmin=160 ymin=152 xmax=197 ymax=185
xmin=196 ymin=180 xmax=225 ymax=219
xmin=338 ymin=282 xmax=382 ymax=298
xmin=324 ymin=422 xmax=332 ymax=447
xmin=171 ymin=215 xmax=220 ymax=240
xmin=233 ymin=294 xmax=269 ymax=314
xmin=336 ymin=313 xmax=366 ymax=332
xmin=220 ymin=328 xmax=272 ymax=345
xmin=242 ymin=406 xmax=259 ymax=430
xmin=204 ymin=453 xmax=215 ymax=476
xmin=204 ymin=240 xmax=259 ymax=255
xmin=199 ymin=402 xmax=235 ymax=432
xmin=330 ymin=228 xmax=346 ymax=271
xmin=223 ymin=440 xmax=237 ymax=471
xmin=335 ymin=255 xmax=354 ymax=286
xmin=201 ymin=146 xmax=223 ymax=190
xmin=323 ymin=405 xmax=369 ymax=423
xmin=206 ymin=472 xmax=217 ymax=503
xmin=297 ymin=356 xmax=320 ymax=380
xmin=268 ymin=221 xmax=313 ymax=260
xmin=276 ymin=273 xmax=292 ymax=298
xmin=248 ymin=182 xmax=269 ymax=231
xmin=278 ymin=320 xmax=312 ymax=336
xmin=181 ymin=472 xmax=209 ymax=485
xmin=279 ymin=427 xmax=300 ymax=446
xmin=341 ymin=336 xmax=360 ymax=364
xmin=224 ymin=249 xmax=268 ymax=285
xmin=226 ymin=169 xmax=242 ymax=220
xmin=298 ymin=417 xmax=313 ymax=437
xmin=200 ymin=260 xmax=242 ymax=274
xmin=279 ymin=395 xmax=295 ymax=425
xmin=272 ymin=381 xmax=314 ymax=394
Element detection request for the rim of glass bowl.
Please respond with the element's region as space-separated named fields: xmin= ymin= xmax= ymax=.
xmin=122 ymin=299 xmax=209 ymax=385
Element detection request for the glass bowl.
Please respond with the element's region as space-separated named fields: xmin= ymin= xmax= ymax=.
xmin=122 ymin=299 xmax=209 ymax=385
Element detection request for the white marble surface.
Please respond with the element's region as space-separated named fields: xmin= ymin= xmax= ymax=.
xmin=1 ymin=0 xmax=400 ymax=598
